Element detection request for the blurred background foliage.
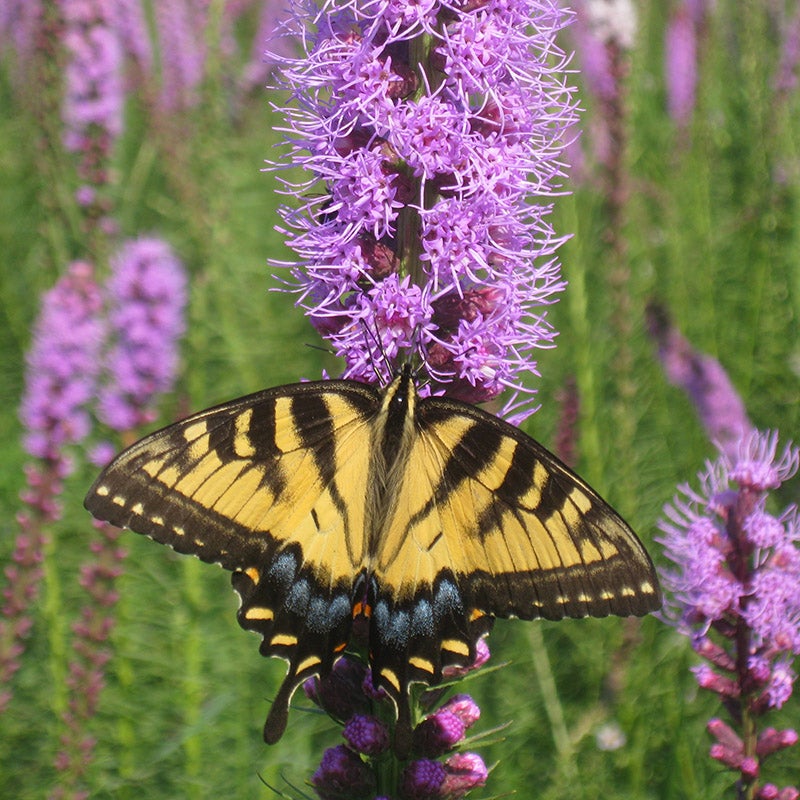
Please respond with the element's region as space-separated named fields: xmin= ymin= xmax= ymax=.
xmin=0 ymin=1 xmax=798 ymax=797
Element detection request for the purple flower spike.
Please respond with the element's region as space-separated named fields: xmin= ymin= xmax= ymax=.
xmin=659 ymin=430 xmax=800 ymax=797
xmin=441 ymin=752 xmax=488 ymax=798
xmin=97 ymin=238 xmax=187 ymax=431
xmin=400 ymin=758 xmax=447 ymax=800
xmin=413 ymin=709 xmax=466 ymax=757
xmin=154 ymin=1 xmax=214 ymax=113
xmin=312 ymin=744 xmax=375 ymax=800
xmin=62 ymin=0 xmax=124 ymax=152
xmin=646 ymin=302 xmax=753 ymax=459
xmin=665 ymin=5 xmax=698 ymax=126
xmin=272 ymin=0 xmax=577 ymax=418
xmin=343 ymin=714 xmax=391 ymax=756
xmin=20 ymin=261 xmax=105 ymax=465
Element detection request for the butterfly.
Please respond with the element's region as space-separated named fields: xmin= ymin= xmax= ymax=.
xmin=84 ymin=365 xmax=661 ymax=748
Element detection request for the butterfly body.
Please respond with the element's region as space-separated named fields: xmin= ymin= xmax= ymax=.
xmin=85 ymin=366 xmax=660 ymax=745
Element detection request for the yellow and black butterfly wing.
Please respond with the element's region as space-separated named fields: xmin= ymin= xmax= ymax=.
xmin=368 ymin=394 xmax=661 ymax=726
xmin=84 ymin=380 xmax=383 ymax=742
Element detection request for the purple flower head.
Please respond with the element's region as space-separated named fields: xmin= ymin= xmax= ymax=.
xmin=441 ymin=694 xmax=481 ymax=729
xmin=659 ymin=430 xmax=800 ymax=793
xmin=343 ymin=714 xmax=391 ymax=756
xmin=272 ymin=0 xmax=576 ymax=418
xmin=441 ymin=752 xmax=488 ymax=798
xmin=665 ymin=4 xmax=698 ymax=126
xmin=312 ymin=744 xmax=375 ymax=800
xmin=400 ymin=758 xmax=446 ymax=800
xmin=647 ymin=302 xmax=753 ymax=460
xmin=413 ymin=709 xmax=466 ymax=757
xmin=61 ymin=0 xmax=124 ymax=152
xmin=97 ymin=238 xmax=187 ymax=431
xmin=154 ymin=0 xmax=208 ymax=112
xmin=20 ymin=261 xmax=105 ymax=465
xmin=659 ymin=431 xmax=800 ymax=652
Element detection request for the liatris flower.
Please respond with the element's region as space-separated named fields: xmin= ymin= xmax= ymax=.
xmin=572 ymin=0 xmax=637 ymax=250
xmin=109 ymin=0 xmax=153 ymax=80
xmin=273 ymin=0 xmax=577 ymax=419
xmin=0 ymin=2 xmax=42 ymax=76
xmin=400 ymin=752 xmax=488 ymax=799
xmin=305 ymin=647 xmax=489 ymax=798
xmin=775 ymin=6 xmax=800 ymax=96
xmin=62 ymin=0 xmax=124 ymax=150
xmin=51 ymin=520 xmax=126 ymax=800
xmin=312 ymin=744 xmax=376 ymax=799
xmin=664 ymin=4 xmax=697 ymax=127
xmin=20 ymin=261 xmax=105 ymax=466
xmin=97 ymin=238 xmax=187 ymax=432
xmin=646 ymin=301 xmax=753 ymax=461
xmin=658 ymin=431 xmax=800 ymax=799
xmin=2 ymin=263 xmax=103 ymax=713
xmin=413 ymin=694 xmax=480 ymax=757
xmin=62 ymin=0 xmax=124 ymax=228
xmin=154 ymin=0 xmax=208 ymax=112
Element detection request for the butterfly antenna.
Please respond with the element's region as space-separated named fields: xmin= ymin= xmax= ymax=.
xmin=360 ymin=320 xmax=394 ymax=383
xmin=408 ymin=323 xmax=433 ymax=391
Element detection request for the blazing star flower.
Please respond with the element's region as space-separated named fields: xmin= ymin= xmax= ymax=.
xmin=312 ymin=744 xmax=376 ymax=800
xmin=272 ymin=0 xmax=576 ymax=418
xmin=61 ymin=0 xmax=124 ymax=152
xmin=304 ymin=648 xmax=489 ymax=797
xmin=775 ymin=7 xmax=800 ymax=95
xmin=441 ymin=751 xmax=489 ymax=797
xmin=646 ymin=302 xmax=753 ymax=461
xmin=658 ymin=430 xmax=800 ymax=798
xmin=154 ymin=0 xmax=208 ymax=112
xmin=664 ymin=4 xmax=697 ymax=126
xmin=20 ymin=261 xmax=105 ymax=465
xmin=343 ymin=713 xmax=391 ymax=756
xmin=97 ymin=238 xmax=187 ymax=432
xmin=7 ymin=261 xmax=103 ymax=720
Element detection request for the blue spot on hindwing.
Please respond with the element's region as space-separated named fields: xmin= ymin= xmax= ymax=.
xmin=306 ymin=593 xmax=350 ymax=633
xmin=411 ymin=599 xmax=434 ymax=637
xmin=433 ymin=578 xmax=463 ymax=622
xmin=375 ymin=599 xmax=410 ymax=647
xmin=268 ymin=551 xmax=297 ymax=591
xmin=285 ymin=578 xmax=311 ymax=615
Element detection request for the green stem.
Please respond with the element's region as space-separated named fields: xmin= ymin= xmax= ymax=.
xmin=528 ymin=625 xmax=577 ymax=783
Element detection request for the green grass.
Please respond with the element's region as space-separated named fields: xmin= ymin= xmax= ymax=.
xmin=2 ymin=4 xmax=799 ymax=798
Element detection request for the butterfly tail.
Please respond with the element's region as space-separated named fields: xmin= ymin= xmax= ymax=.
xmin=263 ymin=674 xmax=303 ymax=744
xmin=394 ymin=693 xmax=413 ymax=758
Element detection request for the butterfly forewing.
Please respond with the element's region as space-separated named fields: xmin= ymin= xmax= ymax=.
xmin=409 ymin=396 xmax=661 ymax=619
